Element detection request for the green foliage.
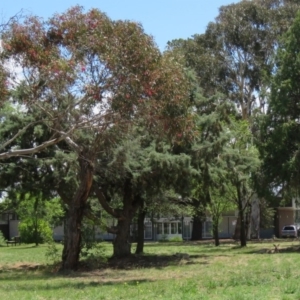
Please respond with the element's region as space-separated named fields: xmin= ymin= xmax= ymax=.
xmin=260 ymin=199 xmax=275 ymax=229
xmin=260 ymin=10 xmax=300 ymax=198
xmin=158 ymin=234 xmax=169 ymax=242
xmin=18 ymin=218 xmax=53 ymax=244
xmin=2 ymin=193 xmax=64 ymax=246
xmin=168 ymin=0 xmax=300 ymax=145
xmin=0 ymin=231 xmax=6 ymax=246
xmin=16 ymin=194 xmax=64 ymax=227
xmin=45 ymin=241 xmax=61 ymax=263
xmin=168 ymin=236 xmax=183 ymax=242
xmin=80 ymin=221 xmax=98 ymax=257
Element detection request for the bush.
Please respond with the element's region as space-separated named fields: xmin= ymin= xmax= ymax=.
xmin=158 ymin=235 xmax=183 ymax=242
xmin=169 ymin=236 xmax=183 ymax=242
xmin=19 ymin=218 xmax=53 ymax=244
xmin=45 ymin=240 xmax=61 ymax=263
xmin=158 ymin=234 xmax=169 ymax=242
xmin=0 ymin=231 xmax=6 ymax=246
xmin=80 ymin=222 xmax=99 ymax=257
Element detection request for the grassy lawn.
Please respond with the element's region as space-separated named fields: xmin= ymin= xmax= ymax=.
xmin=0 ymin=240 xmax=300 ymax=299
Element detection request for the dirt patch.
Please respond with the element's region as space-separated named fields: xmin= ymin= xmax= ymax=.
xmin=3 ymin=263 xmax=42 ymax=271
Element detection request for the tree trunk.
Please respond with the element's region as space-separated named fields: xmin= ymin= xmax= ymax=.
xmin=233 ymin=215 xmax=241 ymax=240
xmin=34 ymin=216 xmax=39 ymax=246
xmin=34 ymin=199 xmax=39 ymax=246
xmin=245 ymin=203 xmax=252 ymax=240
xmin=113 ymin=217 xmax=132 ymax=257
xmin=212 ymin=217 xmax=220 ymax=246
xmin=111 ymin=178 xmax=142 ymax=257
xmin=239 ymin=209 xmax=247 ymax=247
xmin=61 ymin=155 xmax=94 ymax=271
xmin=251 ymin=197 xmax=260 ymax=239
xmin=237 ymin=196 xmax=247 ymax=247
xmin=135 ymin=208 xmax=146 ymax=254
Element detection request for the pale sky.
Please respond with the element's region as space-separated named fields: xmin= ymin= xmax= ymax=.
xmin=1 ymin=0 xmax=239 ymax=51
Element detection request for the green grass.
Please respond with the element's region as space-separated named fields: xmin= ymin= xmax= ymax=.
xmin=1 ymin=240 xmax=300 ymax=299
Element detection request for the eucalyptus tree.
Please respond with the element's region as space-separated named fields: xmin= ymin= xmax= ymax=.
xmin=1 ymin=7 xmax=192 ymax=270
xmin=168 ymin=0 xmax=300 ymax=241
xmin=169 ymin=0 xmax=300 ymax=119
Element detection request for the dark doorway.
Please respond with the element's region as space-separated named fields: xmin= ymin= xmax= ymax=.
xmin=0 ymin=224 xmax=9 ymax=240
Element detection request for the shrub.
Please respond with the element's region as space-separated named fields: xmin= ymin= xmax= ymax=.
xmin=19 ymin=218 xmax=53 ymax=244
xmin=0 ymin=231 xmax=6 ymax=246
xmin=169 ymin=236 xmax=183 ymax=242
xmin=45 ymin=240 xmax=61 ymax=263
xmin=158 ymin=235 xmax=183 ymax=242
xmin=158 ymin=234 xmax=169 ymax=242
xmin=80 ymin=222 xmax=100 ymax=257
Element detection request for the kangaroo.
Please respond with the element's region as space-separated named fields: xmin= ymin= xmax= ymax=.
xmin=266 ymin=244 xmax=280 ymax=254
xmin=273 ymin=244 xmax=280 ymax=253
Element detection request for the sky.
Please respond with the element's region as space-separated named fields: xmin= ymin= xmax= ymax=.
xmin=1 ymin=0 xmax=239 ymax=51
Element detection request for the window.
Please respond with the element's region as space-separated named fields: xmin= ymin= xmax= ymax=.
xmin=144 ymin=223 xmax=152 ymax=239
xmin=163 ymin=223 xmax=169 ymax=234
xmin=283 ymin=226 xmax=295 ymax=231
xmin=203 ymin=221 xmax=212 ymax=238
xmin=183 ymin=222 xmax=191 ymax=239
xmin=171 ymin=223 xmax=177 ymax=234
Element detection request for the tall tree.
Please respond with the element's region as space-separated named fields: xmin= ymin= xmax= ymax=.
xmin=168 ymin=0 xmax=300 ymax=119
xmin=259 ymin=10 xmax=300 ymax=200
xmin=168 ymin=0 xmax=300 ymax=241
xmin=224 ymin=119 xmax=260 ymax=246
xmin=206 ymin=185 xmax=236 ymax=246
xmin=2 ymin=7 xmax=192 ymax=270
xmin=94 ymin=131 xmax=195 ymax=257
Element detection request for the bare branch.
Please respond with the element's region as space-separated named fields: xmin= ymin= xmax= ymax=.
xmin=64 ymin=136 xmax=81 ymax=152
xmin=94 ymin=187 xmax=121 ymax=219
xmin=0 ymin=121 xmax=40 ymax=151
xmin=0 ymin=126 xmax=77 ymax=160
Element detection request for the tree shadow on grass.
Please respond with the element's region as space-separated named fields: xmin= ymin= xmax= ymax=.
xmin=87 ymin=253 xmax=209 ymax=270
xmin=0 ymin=255 xmax=210 ymax=290
xmin=0 ymin=277 xmax=161 ymax=292
xmin=0 ymin=253 xmax=210 ymax=281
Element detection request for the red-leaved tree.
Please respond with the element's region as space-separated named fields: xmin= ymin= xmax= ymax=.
xmin=1 ymin=6 xmax=193 ymax=270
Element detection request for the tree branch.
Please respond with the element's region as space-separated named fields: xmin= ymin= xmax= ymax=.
xmin=0 ymin=121 xmax=41 ymax=151
xmin=106 ymin=226 xmax=119 ymax=234
xmin=0 ymin=126 xmax=77 ymax=160
xmin=93 ymin=187 xmax=121 ymax=219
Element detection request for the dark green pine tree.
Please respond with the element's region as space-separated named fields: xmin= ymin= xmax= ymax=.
xmin=188 ymin=84 xmax=236 ymax=241
xmin=93 ymin=128 xmax=196 ymax=257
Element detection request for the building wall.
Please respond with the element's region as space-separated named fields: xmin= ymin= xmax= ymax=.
xmin=53 ymin=225 xmax=64 ymax=241
xmin=9 ymin=220 xmax=20 ymax=239
xmin=219 ymin=216 xmax=237 ymax=238
xmin=48 ymin=214 xmax=238 ymax=242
